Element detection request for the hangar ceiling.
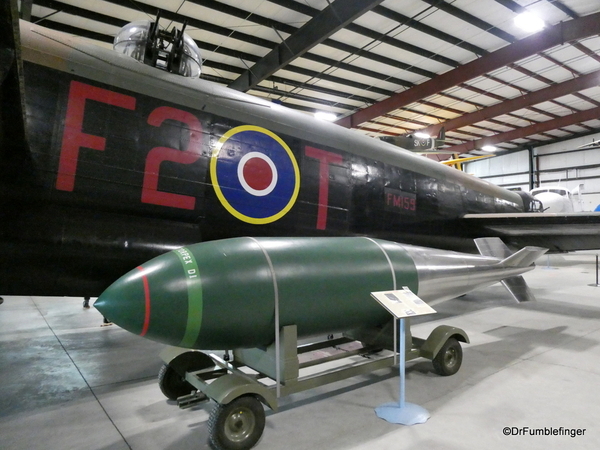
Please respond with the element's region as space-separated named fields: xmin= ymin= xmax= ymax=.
xmin=19 ymin=0 xmax=600 ymax=159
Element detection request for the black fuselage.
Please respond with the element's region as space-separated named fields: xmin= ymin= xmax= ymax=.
xmin=0 ymin=22 xmax=526 ymax=296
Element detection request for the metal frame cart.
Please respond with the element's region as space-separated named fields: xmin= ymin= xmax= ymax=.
xmin=158 ymin=315 xmax=468 ymax=450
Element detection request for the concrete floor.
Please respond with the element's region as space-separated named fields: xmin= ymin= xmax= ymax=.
xmin=1 ymin=252 xmax=600 ymax=450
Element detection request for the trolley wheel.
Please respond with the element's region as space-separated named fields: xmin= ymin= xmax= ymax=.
xmin=432 ymin=337 xmax=462 ymax=376
xmin=208 ymin=395 xmax=265 ymax=450
xmin=158 ymin=364 xmax=196 ymax=400
xmin=158 ymin=351 xmax=214 ymax=400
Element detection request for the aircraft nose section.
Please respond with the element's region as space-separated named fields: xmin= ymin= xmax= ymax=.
xmin=94 ymin=266 xmax=149 ymax=336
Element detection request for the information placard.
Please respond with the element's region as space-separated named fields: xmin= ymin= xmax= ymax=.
xmin=370 ymin=286 xmax=436 ymax=319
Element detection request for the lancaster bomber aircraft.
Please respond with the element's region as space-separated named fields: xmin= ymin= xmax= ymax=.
xmin=2 ymin=4 xmax=600 ymax=299
xmin=5 ymin=6 xmax=600 ymax=448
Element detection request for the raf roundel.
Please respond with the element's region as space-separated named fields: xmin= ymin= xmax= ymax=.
xmin=210 ymin=126 xmax=300 ymax=224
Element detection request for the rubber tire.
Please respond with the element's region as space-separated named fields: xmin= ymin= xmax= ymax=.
xmin=432 ymin=337 xmax=462 ymax=376
xmin=208 ymin=396 xmax=265 ymax=450
xmin=158 ymin=364 xmax=195 ymax=400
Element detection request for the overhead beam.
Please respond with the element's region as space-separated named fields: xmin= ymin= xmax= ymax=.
xmin=265 ymin=0 xmax=449 ymax=74
xmin=494 ymin=0 xmax=526 ymax=14
xmin=336 ymin=11 xmax=600 ymax=129
xmin=420 ymin=68 xmax=600 ymax=136
xmin=373 ymin=5 xmax=487 ymax=57
xmin=228 ymin=0 xmax=385 ymax=92
xmin=420 ymin=0 xmax=515 ymax=43
xmin=547 ymin=0 xmax=578 ymax=19
xmin=442 ymin=105 xmax=600 ymax=154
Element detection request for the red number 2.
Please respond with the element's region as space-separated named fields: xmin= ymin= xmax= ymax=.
xmin=141 ymin=107 xmax=203 ymax=210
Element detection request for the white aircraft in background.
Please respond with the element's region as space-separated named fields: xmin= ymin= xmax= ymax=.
xmin=530 ymin=184 xmax=584 ymax=213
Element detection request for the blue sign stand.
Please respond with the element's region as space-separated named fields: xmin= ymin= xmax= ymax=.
xmin=371 ymin=288 xmax=434 ymax=425
xmin=375 ymin=318 xmax=430 ymax=425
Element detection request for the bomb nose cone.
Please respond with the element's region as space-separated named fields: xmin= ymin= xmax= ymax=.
xmin=94 ymin=247 xmax=204 ymax=348
xmin=94 ymin=266 xmax=149 ymax=336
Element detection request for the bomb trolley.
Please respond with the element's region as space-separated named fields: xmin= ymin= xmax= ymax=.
xmin=158 ymin=321 xmax=468 ymax=450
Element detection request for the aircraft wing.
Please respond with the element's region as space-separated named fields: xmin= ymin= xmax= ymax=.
xmin=461 ymin=212 xmax=600 ymax=252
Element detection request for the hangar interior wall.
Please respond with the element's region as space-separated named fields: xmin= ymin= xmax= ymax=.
xmin=464 ymin=132 xmax=600 ymax=212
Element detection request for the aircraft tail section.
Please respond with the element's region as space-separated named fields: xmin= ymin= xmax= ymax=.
xmin=474 ymin=237 xmax=547 ymax=301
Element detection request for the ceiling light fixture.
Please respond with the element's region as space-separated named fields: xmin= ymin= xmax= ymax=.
xmin=514 ymin=12 xmax=545 ymax=33
xmin=314 ymin=112 xmax=337 ymax=121
xmin=414 ymin=132 xmax=431 ymax=139
xmin=481 ymin=145 xmax=497 ymax=152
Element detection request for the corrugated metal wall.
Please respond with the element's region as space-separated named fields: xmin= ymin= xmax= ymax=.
xmin=464 ymin=133 xmax=600 ymax=212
